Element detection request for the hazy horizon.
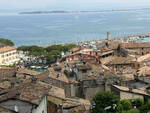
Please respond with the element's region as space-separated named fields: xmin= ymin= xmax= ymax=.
xmin=1 ymin=0 xmax=150 ymax=13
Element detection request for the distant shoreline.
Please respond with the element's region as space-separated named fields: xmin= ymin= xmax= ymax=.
xmin=19 ymin=8 xmax=150 ymax=14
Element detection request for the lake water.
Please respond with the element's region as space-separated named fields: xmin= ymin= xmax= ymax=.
xmin=0 ymin=10 xmax=150 ymax=47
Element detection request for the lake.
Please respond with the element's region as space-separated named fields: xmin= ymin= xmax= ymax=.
xmin=0 ymin=10 xmax=150 ymax=47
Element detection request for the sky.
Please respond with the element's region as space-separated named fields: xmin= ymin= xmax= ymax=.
xmin=0 ymin=0 xmax=150 ymax=12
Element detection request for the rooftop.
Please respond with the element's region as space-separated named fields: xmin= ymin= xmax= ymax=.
xmin=113 ymin=85 xmax=150 ymax=96
xmin=103 ymin=56 xmax=135 ymax=65
xmin=0 ymin=46 xmax=16 ymax=53
xmin=121 ymin=42 xmax=150 ymax=49
xmin=17 ymin=67 xmax=40 ymax=76
xmin=137 ymin=66 xmax=150 ymax=76
xmin=0 ymin=80 xmax=65 ymax=105
xmin=137 ymin=54 xmax=150 ymax=63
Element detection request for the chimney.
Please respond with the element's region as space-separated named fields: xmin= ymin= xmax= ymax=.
xmin=107 ymin=32 xmax=111 ymax=40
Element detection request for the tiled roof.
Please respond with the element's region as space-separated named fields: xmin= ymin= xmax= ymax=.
xmin=0 ymin=80 xmax=65 ymax=105
xmin=104 ymin=56 xmax=135 ymax=65
xmin=137 ymin=54 xmax=150 ymax=62
xmin=0 ymin=81 xmax=11 ymax=89
xmin=121 ymin=43 xmax=150 ymax=49
xmin=0 ymin=67 xmax=16 ymax=78
xmin=19 ymin=81 xmax=65 ymax=104
xmin=0 ymin=46 xmax=16 ymax=53
xmin=137 ymin=66 xmax=150 ymax=76
xmin=48 ymin=68 xmax=69 ymax=83
xmin=17 ymin=67 xmax=40 ymax=76
xmin=76 ymin=64 xmax=92 ymax=70
xmin=113 ymin=85 xmax=150 ymax=96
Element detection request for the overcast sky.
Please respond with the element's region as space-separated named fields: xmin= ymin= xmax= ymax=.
xmin=0 ymin=0 xmax=150 ymax=11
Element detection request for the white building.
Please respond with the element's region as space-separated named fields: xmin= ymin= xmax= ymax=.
xmin=0 ymin=46 xmax=19 ymax=66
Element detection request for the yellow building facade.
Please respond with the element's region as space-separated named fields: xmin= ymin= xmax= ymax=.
xmin=0 ymin=46 xmax=19 ymax=66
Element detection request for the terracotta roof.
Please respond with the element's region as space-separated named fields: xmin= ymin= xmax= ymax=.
xmin=70 ymin=47 xmax=80 ymax=52
xmin=0 ymin=81 xmax=11 ymax=89
xmin=100 ymin=50 xmax=114 ymax=56
xmin=0 ymin=67 xmax=16 ymax=78
xmin=76 ymin=64 xmax=92 ymax=70
xmin=137 ymin=54 xmax=150 ymax=62
xmin=113 ymin=85 xmax=150 ymax=96
xmin=63 ymin=98 xmax=91 ymax=110
xmin=17 ymin=67 xmax=40 ymax=76
xmin=137 ymin=66 xmax=150 ymax=76
xmin=121 ymin=43 xmax=150 ymax=49
xmin=48 ymin=68 xmax=69 ymax=83
xmin=104 ymin=56 xmax=135 ymax=65
xmin=0 ymin=46 xmax=16 ymax=53
xmin=19 ymin=81 xmax=65 ymax=104
xmin=0 ymin=80 xmax=65 ymax=105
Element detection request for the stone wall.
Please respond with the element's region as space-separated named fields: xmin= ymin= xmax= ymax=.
xmin=83 ymin=86 xmax=105 ymax=100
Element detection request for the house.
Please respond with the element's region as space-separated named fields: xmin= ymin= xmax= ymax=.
xmin=0 ymin=78 xmax=66 ymax=113
xmin=120 ymin=42 xmax=150 ymax=55
xmin=0 ymin=46 xmax=19 ymax=66
xmin=136 ymin=54 xmax=150 ymax=68
xmin=74 ymin=63 xmax=92 ymax=81
xmin=111 ymin=85 xmax=150 ymax=100
xmin=103 ymin=56 xmax=136 ymax=74
xmin=136 ymin=66 xmax=150 ymax=84
xmin=33 ymin=95 xmax=91 ymax=113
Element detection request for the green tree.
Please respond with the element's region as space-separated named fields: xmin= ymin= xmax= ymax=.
xmin=0 ymin=38 xmax=14 ymax=46
xmin=134 ymin=98 xmax=144 ymax=108
xmin=122 ymin=109 xmax=140 ymax=113
xmin=17 ymin=60 xmax=22 ymax=65
xmin=92 ymin=91 xmax=119 ymax=113
xmin=49 ymin=50 xmax=61 ymax=57
xmin=139 ymin=102 xmax=150 ymax=113
xmin=13 ymin=62 xmax=17 ymax=67
xmin=120 ymin=99 xmax=132 ymax=111
xmin=45 ymin=45 xmax=63 ymax=52
xmin=117 ymin=103 xmax=124 ymax=113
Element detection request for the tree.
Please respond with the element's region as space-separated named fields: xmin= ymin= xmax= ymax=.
xmin=122 ymin=109 xmax=140 ymax=113
xmin=127 ymin=109 xmax=140 ymax=113
xmin=92 ymin=91 xmax=119 ymax=113
xmin=17 ymin=60 xmax=22 ymax=65
xmin=134 ymin=98 xmax=144 ymax=108
xmin=139 ymin=102 xmax=150 ymax=113
xmin=13 ymin=62 xmax=17 ymax=67
xmin=117 ymin=103 xmax=123 ymax=113
xmin=0 ymin=38 xmax=14 ymax=46
xmin=120 ymin=99 xmax=132 ymax=111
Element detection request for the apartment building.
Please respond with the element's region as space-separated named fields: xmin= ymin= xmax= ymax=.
xmin=0 ymin=46 xmax=19 ymax=66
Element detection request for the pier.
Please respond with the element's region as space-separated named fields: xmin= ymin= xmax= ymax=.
xmin=113 ymin=33 xmax=150 ymax=42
